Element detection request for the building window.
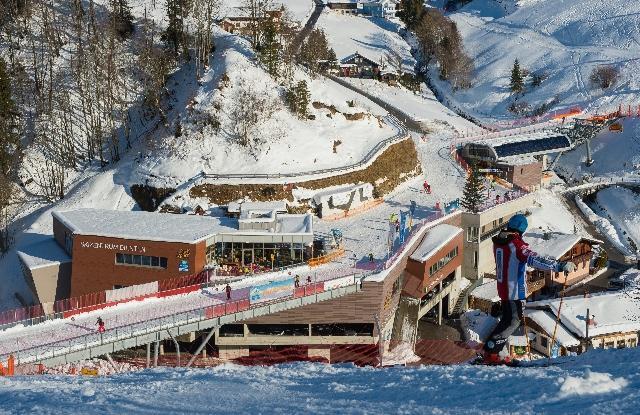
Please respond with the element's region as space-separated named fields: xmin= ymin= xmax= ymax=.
xmin=473 ymin=251 xmax=478 ymax=269
xmin=617 ymin=340 xmax=626 ymax=349
xmin=540 ymin=336 xmax=548 ymax=348
xmin=629 ymin=338 xmax=637 ymax=348
xmin=115 ymin=253 xmax=168 ymax=269
xmin=466 ymin=227 xmax=479 ymax=242
xmin=429 ymin=247 xmax=459 ymax=276
xmin=499 ymin=217 xmax=504 ymax=225
xmin=604 ymin=341 xmax=615 ymax=349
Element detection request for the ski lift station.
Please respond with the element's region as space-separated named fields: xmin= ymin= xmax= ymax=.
xmin=461 ymin=131 xmax=572 ymax=190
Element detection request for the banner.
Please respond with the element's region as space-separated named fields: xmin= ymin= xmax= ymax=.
xmin=324 ymin=275 xmax=356 ymax=291
xmin=250 ymin=278 xmax=294 ymax=304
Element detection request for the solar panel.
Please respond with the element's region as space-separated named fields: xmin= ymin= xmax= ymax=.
xmin=494 ymin=135 xmax=571 ymax=158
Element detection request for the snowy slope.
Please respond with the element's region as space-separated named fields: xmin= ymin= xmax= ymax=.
xmin=342 ymin=78 xmax=477 ymax=131
xmin=557 ymin=118 xmax=640 ymax=181
xmin=3 ymin=347 xmax=640 ymax=413
xmin=589 ymin=186 xmax=640 ymax=253
xmin=132 ymin=27 xmax=397 ymax=187
xmin=317 ymin=11 xmax=415 ymax=72
xmin=441 ymin=0 xmax=640 ymax=119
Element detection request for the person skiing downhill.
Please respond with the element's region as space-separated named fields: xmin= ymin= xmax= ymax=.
xmin=481 ymin=214 xmax=576 ymax=364
xmin=423 ymin=181 xmax=431 ymax=194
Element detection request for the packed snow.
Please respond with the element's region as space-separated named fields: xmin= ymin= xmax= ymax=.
xmin=4 ymin=346 xmax=640 ymax=413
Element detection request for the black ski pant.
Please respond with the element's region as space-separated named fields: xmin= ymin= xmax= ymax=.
xmin=484 ymin=300 xmax=523 ymax=354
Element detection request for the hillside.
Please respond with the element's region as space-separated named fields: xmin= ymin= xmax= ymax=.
xmin=435 ymin=0 xmax=640 ymax=120
xmin=2 ymin=346 xmax=640 ymax=413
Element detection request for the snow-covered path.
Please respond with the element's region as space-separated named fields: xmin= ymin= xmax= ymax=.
xmin=2 ymin=347 xmax=640 ymax=414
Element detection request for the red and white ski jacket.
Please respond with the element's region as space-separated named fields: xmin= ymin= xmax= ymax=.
xmin=492 ymin=231 xmax=562 ymax=301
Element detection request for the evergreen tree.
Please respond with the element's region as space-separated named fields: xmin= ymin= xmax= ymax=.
xmin=258 ymin=21 xmax=280 ymax=78
xmin=110 ymin=0 xmax=135 ymax=39
xmin=510 ymin=59 xmax=524 ymax=94
xmin=164 ymin=0 xmax=187 ymax=58
xmin=295 ymin=80 xmax=309 ymax=118
xmin=0 ymin=58 xmax=20 ymax=177
xmin=461 ymin=164 xmax=486 ymax=213
xmin=398 ymin=0 xmax=424 ymax=30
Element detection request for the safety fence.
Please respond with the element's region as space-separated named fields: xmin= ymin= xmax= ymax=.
xmin=0 ymin=252 xmax=356 ymax=332
xmin=308 ymin=248 xmax=345 ymax=267
xmin=0 ymin=273 xmax=363 ymax=365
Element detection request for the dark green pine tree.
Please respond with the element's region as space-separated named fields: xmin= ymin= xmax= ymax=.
xmin=0 ymin=59 xmax=20 ymax=177
xmin=510 ymin=58 xmax=524 ymax=94
xmin=110 ymin=0 xmax=135 ymax=39
xmin=258 ymin=21 xmax=280 ymax=78
xmin=461 ymin=164 xmax=486 ymax=213
xmin=295 ymin=80 xmax=309 ymax=118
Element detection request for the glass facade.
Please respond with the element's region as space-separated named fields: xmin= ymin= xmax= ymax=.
xmin=207 ymin=241 xmax=311 ymax=269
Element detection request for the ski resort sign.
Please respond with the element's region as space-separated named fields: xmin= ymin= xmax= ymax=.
xmin=250 ymin=278 xmax=294 ymax=304
xmin=79 ymin=241 xmax=147 ymax=253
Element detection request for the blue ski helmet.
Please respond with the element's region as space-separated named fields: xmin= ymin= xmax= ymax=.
xmin=507 ymin=214 xmax=528 ymax=234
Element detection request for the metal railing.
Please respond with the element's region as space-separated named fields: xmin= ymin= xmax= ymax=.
xmin=1 ymin=273 xmax=365 ymax=365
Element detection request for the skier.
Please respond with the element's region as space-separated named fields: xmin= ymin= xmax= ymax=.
xmin=225 ymin=283 xmax=232 ymax=301
xmin=96 ymin=317 xmax=105 ymax=333
xmin=423 ymin=181 xmax=431 ymax=194
xmin=294 ymin=274 xmax=300 ymax=288
xmin=306 ymin=275 xmax=312 ymax=285
xmin=368 ymin=252 xmax=374 ymax=262
xmin=481 ymin=214 xmax=576 ymax=364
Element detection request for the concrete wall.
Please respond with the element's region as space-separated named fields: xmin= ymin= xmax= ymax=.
xmin=506 ymin=161 xmax=543 ymax=191
xmin=461 ymin=193 xmax=535 ymax=280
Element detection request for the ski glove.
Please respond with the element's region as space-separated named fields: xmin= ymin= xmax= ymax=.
xmin=561 ymin=262 xmax=577 ymax=273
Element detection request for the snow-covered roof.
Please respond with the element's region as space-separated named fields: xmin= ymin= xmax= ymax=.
xmin=525 ymin=309 xmax=581 ymax=347
xmin=17 ymin=238 xmax=71 ymax=270
xmin=53 ymin=209 xmax=236 ymax=244
xmin=470 ymin=279 xmax=500 ymax=302
xmin=529 ymin=291 xmax=640 ymax=338
xmin=409 ymin=224 xmax=462 ymax=263
xmin=312 ymin=183 xmax=372 ymax=205
xmin=228 ymin=200 xmax=287 ymax=215
xmin=523 ymin=232 xmax=602 ymax=260
xmin=276 ymin=214 xmax=313 ymax=234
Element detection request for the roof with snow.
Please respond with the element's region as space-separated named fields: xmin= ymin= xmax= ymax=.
xmin=470 ymin=279 xmax=500 ymax=302
xmin=523 ymin=232 xmax=602 ymax=260
xmin=525 ymin=309 xmax=581 ymax=347
xmin=529 ymin=290 xmax=640 ymax=338
xmin=409 ymin=224 xmax=462 ymax=263
xmin=227 ymin=201 xmax=287 ymax=217
xmin=341 ymin=52 xmax=379 ymax=67
xmin=464 ymin=132 xmax=572 ymax=162
xmin=17 ymin=238 xmax=71 ymax=270
xmin=53 ymin=209 xmax=236 ymax=244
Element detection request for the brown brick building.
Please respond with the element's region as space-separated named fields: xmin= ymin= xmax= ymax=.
xmin=18 ymin=207 xmax=314 ymax=305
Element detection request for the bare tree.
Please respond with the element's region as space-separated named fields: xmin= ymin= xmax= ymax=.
xmin=590 ymin=65 xmax=620 ymax=89
xmin=240 ymin=0 xmax=273 ymax=48
xmin=385 ymin=49 xmax=404 ymax=77
xmin=226 ymin=79 xmax=280 ymax=158
xmin=191 ymin=0 xmax=220 ymax=79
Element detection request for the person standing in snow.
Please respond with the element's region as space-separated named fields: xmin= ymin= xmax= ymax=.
xmin=294 ymin=275 xmax=300 ymax=288
xmin=482 ymin=214 xmax=576 ymax=363
xmin=225 ymin=283 xmax=232 ymax=301
xmin=368 ymin=252 xmax=374 ymax=262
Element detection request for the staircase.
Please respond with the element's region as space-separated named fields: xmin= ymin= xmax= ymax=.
xmin=451 ymin=278 xmax=482 ymax=317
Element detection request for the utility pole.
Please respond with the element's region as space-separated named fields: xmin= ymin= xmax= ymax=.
xmin=585 ymin=307 xmax=590 ymax=352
